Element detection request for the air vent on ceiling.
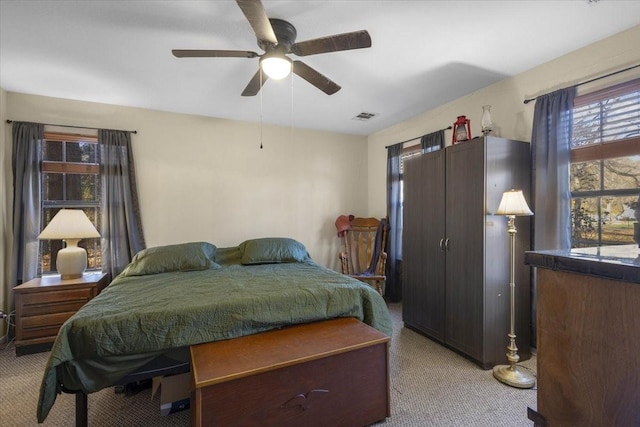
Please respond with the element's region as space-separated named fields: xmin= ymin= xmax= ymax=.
xmin=352 ymin=112 xmax=378 ymax=121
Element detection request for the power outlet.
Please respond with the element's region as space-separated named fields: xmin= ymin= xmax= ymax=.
xmin=0 ymin=311 xmax=7 ymax=319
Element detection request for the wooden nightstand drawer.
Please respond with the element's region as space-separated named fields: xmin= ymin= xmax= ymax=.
xmin=19 ymin=311 xmax=77 ymax=340
xmin=14 ymin=272 xmax=108 ymax=355
xmin=17 ymin=287 xmax=94 ymax=316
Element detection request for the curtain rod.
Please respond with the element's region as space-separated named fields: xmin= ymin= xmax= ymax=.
xmin=5 ymin=119 xmax=137 ymax=134
xmin=385 ymin=125 xmax=452 ymax=149
xmin=523 ymin=63 xmax=640 ymax=105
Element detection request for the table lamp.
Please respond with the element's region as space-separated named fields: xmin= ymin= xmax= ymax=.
xmin=493 ymin=189 xmax=535 ymax=389
xmin=38 ymin=209 xmax=100 ymax=280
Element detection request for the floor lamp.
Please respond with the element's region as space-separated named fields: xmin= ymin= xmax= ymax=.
xmin=493 ymin=189 xmax=535 ymax=389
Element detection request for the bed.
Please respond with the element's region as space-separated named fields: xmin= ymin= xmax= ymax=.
xmin=37 ymin=238 xmax=393 ymax=424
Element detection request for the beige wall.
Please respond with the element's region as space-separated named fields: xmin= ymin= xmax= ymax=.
xmin=4 ymin=94 xmax=368 ymax=271
xmin=367 ymin=25 xmax=640 ymax=218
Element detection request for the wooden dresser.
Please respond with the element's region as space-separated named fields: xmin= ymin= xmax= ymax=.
xmin=525 ymin=245 xmax=640 ymax=426
xmin=190 ymin=317 xmax=390 ymax=427
xmin=14 ymin=272 xmax=109 ymax=355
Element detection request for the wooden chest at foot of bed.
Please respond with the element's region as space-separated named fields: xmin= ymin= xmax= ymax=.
xmin=190 ymin=317 xmax=390 ymax=427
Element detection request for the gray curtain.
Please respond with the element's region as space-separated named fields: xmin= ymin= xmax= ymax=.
xmin=11 ymin=122 xmax=44 ymax=288
xmin=420 ymin=130 xmax=444 ymax=153
xmin=386 ymin=143 xmax=403 ymax=302
xmin=531 ymin=87 xmax=576 ymax=251
xmin=99 ymin=129 xmax=146 ymax=279
xmin=530 ymin=86 xmax=576 ymax=347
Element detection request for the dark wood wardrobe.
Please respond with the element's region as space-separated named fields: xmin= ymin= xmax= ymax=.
xmin=402 ymin=135 xmax=532 ymax=369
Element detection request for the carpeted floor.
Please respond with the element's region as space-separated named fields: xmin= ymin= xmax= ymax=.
xmin=0 ymin=303 xmax=536 ymax=426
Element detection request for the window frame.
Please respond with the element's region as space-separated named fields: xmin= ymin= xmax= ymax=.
xmin=40 ymin=131 xmax=102 ymax=276
xmin=570 ymin=78 xmax=640 ymax=248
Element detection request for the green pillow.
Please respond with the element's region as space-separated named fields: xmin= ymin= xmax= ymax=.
xmin=239 ymin=238 xmax=310 ymax=265
xmin=121 ymin=242 xmax=219 ymax=276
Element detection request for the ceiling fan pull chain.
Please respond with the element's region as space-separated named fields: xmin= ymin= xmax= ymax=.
xmin=290 ymin=72 xmax=294 ymax=143
xmin=260 ymin=69 xmax=264 ymax=149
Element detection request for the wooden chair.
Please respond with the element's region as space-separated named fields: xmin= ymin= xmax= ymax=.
xmin=338 ymin=217 xmax=388 ymax=295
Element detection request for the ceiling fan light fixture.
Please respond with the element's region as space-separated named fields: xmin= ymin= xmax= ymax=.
xmin=260 ymin=54 xmax=292 ymax=80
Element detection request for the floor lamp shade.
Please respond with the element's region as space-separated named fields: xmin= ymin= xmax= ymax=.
xmin=495 ymin=189 xmax=533 ymax=216
xmin=38 ymin=209 xmax=100 ymax=280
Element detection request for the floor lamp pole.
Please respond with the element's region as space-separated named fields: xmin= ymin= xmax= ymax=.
xmin=492 ymin=214 xmax=536 ymax=389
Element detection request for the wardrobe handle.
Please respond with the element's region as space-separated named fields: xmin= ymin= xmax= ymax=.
xmin=439 ymin=238 xmax=445 ymax=251
xmin=444 ymin=238 xmax=450 ymax=251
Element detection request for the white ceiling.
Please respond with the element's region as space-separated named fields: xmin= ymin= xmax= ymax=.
xmin=1 ymin=1 xmax=639 ymax=136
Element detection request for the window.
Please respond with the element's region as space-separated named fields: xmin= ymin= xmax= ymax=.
xmin=570 ymin=78 xmax=640 ymax=247
xmin=399 ymin=145 xmax=423 ymax=174
xmin=40 ymin=132 xmax=102 ymax=275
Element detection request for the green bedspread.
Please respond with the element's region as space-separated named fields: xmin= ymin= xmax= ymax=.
xmin=37 ymin=247 xmax=392 ymax=422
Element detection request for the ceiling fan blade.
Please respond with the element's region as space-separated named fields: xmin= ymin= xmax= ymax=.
xmin=292 ymin=61 xmax=341 ymax=95
xmin=172 ymin=49 xmax=259 ymax=58
xmin=241 ymin=69 xmax=269 ymax=96
xmin=291 ymin=30 xmax=371 ymax=56
xmin=236 ymin=0 xmax=277 ymax=45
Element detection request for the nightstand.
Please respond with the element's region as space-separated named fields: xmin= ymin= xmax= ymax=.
xmin=14 ymin=272 xmax=109 ymax=356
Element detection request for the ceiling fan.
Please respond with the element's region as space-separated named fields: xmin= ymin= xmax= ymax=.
xmin=172 ymin=0 xmax=372 ymax=96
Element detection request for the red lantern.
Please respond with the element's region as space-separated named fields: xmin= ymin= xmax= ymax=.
xmin=452 ymin=115 xmax=472 ymax=144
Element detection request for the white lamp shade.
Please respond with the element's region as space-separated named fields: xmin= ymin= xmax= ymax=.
xmin=38 ymin=209 xmax=100 ymax=279
xmin=38 ymin=209 xmax=100 ymax=240
xmin=260 ymin=55 xmax=292 ymax=80
xmin=495 ymin=189 xmax=533 ymax=216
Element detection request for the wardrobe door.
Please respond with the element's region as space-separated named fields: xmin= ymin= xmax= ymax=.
xmin=402 ymin=150 xmax=446 ymax=340
xmin=444 ymin=141 xmax=486 ymax=361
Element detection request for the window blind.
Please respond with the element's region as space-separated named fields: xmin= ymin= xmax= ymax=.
xmin=572 ymin=77 xmax=640 ymax=149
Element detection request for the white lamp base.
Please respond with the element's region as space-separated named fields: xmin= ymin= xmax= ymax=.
xmin=56 ymin=241 xmax=87 ymax=280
